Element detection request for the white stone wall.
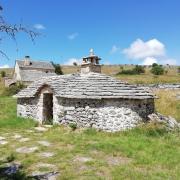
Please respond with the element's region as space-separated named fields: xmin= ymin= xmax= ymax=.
xmin=17 ymin=95 xmax=154 ymax=132
xmin=53 ymin=98 xmax=154 ymax=132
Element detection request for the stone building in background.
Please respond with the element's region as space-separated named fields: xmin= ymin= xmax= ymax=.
xmin=4 ymin=56 xmax=56 ymax=87
xmin=15 ymin=50 xmax=155 ymax=132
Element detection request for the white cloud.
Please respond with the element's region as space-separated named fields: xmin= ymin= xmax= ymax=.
xmin=110 ymin=45 xmax=120 ymax=54
xmin=64 ymin=58 xmax=81 ymax=65
xmin=0 ymin=64 xmax=9 ymax=68
xmin=123 ymin=38 xmax=178 ymax=65
xmin=141 ymin=57 xmax=177 ymax=65
xmin=33 ymin=24 xmax=46 ymax=30
xmin=141 ymin=57 xmax=157 ymax=65
xmin=123 ymin=39 xmax=165 ymax=59
xmin=67 ymin=33 xmax=78 ymax=40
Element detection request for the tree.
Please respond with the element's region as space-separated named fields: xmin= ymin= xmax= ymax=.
xmin=51 ymin=62 xmax=63 ymax=75
xmin=73 ymin=62 xmax=78 ymax=66
xmin=0 ymin=70 xmax=6 ymax=77
xmin=151 ymin=64 xmax=164 ymax=75
xmin=152 ymin=63 xmax=158 ymax=67
xmin=133 ymin=65 xmax=145 ymax=74
xmin=0 ymin=5 xmax=39 ymax=59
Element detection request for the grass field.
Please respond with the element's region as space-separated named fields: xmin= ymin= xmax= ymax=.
xmin=0 ymin=90 xmax=180 ymax=179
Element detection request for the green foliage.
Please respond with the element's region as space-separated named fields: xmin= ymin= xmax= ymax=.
xmin=152 ymin=63 xmax=158 ymax=67
xmin=0 ymin=70 xmax=6 ymax=77
xmin=117 ymin=65 xmax=145 ymax=75
xmin=151 ymin=64 xmax=164 ymax=75
xmin=133 ymin=65 xmax=145 ymax=74
xmin=51 ymin=62 xmax=63 ymax=75
xmin=73 ymin=62 xmax=78 ymax=66
xmin=2 ymin=83 xmax=26 ymax=96
xmin=69 ymin=123 xmax=77 ymax=131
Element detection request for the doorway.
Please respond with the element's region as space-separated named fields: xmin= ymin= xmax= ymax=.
xmin=42 ymin=93 xmax=53 ymax=124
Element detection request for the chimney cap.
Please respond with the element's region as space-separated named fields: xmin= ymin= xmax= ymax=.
xmin=25 ymin=55 xmax=30 ymax=59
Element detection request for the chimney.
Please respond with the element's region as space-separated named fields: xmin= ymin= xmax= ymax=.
xmin=24 ymin=56 xmax=31 ymax=66
xmin=81 ymin=49 xmax=101 ymax=74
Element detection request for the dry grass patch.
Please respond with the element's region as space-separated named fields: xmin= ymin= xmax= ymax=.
xmin=154 ymin=89 xmax=180 ymax=121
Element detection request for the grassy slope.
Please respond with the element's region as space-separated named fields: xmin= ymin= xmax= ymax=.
xmin=61 ymin=65 xmax=180 ymax=84
xmin=0 ymin=93 xmax=180 ymax=179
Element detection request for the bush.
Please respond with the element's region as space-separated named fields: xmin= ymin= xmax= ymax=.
xmin=73 ymin=62 xmax=78 ymax=66
xmin=117 ymin=65 xmax=145 ymax=75
xmin=0 ymin=70 xmax=6 ymax=77
xmin=51 ymin=62 xmax=63 ymax=75
xmin=69 ymin=123 xmax=77 ymax=131
xmin=133 ymin=65 xmax=145 ymax=74
xmin=151 ymin=64 xmax=164 ymax=75
xmin=2 ymin=83 xmax=26 ymax=96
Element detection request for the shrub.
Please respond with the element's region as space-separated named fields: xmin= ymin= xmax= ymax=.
xmin=151 ymin=64 xmax=164 ymax=75
xmin=51 ymin=62 xmax=63 ymax=75
xmin=0 ymin=70 xmax=6 ymax=77
xmin=2 ymin=83 xmax=26 ymax=96
xmin=178 ymin=67 xmax=180 ymax=74
xmin=133 ymin=65 xmax=145 ymax=74
xmin=152 ymin=63 xmax=158 ymax=67
xmin=69 ymin=123 xmax=77 ymax=131
xmin=73 ymin=62 xmax=78 ymax=66
xmin=117 ymin=65 xmax=145 ymax=75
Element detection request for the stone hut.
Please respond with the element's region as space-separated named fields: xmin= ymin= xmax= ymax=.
xmin=15 ymin=50 xmax=155 ymax=132
xmin=4 ymin=56 xmax=56 ymax=87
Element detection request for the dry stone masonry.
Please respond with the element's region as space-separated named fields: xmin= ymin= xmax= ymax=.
xmin=15 ymin=50 xmax=155 ymax=132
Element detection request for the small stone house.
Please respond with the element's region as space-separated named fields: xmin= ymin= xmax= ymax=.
xmin=4 ymin=56 xmax=56 ymax=87
xmin=15 ymin=50 xmax=155 ymax=132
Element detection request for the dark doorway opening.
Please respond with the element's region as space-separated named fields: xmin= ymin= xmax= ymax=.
xmin=43 ymin=93 xmax=53 ymax=124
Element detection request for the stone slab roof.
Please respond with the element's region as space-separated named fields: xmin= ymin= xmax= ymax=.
xmin=15 ymin=72 xmax=155 ymax=99
xmin=16 ymin=60 xmax=55 ymax=70
xmin=20 ymin=70 xmax=56 ymax=82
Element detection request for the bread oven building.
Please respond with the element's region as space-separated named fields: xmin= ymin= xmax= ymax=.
xmin=15 ymin=50 xmax=155 ymax=132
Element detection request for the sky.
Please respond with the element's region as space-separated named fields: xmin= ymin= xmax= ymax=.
xmin=0 ymin=0 xmax=180 ymax=68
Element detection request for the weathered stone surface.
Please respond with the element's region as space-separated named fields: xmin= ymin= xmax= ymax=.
xmin=13 ymin=134 xmax=22 ymax=139
xmin=73 ymin=156 xmax=93 ymax=163
xmin=16 ymin=146 xmax=38 ymax=153
xmin=30 ymin=171 xmax=59 ymax=180
xmin=38 ymin=140 xmax=51 ymax=147
xmin=34 ymin=127 xmax=48 ymax=132
xmin=39 ymin=152 xmax=54 ymax=158
xmin=0 ymin=136 xmax=6 ymax=140
xmin=140 ymin=83 xmax=180 ymax=90
xmin=106 ymin=156 xmax=132 ymax=166
xmin=0 ymin=140 xmax=8 ymax=145
xmin=148 ymin=113 xmax=180 ymax=130
xmin=15 ymin=73 xmax=155 ymax=99
xmin=19 ymin=138 xmax=30 ymax=142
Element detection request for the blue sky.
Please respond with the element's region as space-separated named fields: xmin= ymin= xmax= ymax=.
xmin=0 ymin=0 xmax=180 ymax=67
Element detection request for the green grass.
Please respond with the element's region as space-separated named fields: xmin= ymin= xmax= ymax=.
xmin=0 ymin=95 xmax=180 ymax=179
xmin=0 ymin=97 xmax=36 ymax=129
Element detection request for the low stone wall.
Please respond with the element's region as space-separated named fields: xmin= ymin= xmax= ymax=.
xmin=54 ymin=98 xmax=154 ymax=132
xmin=140 ymin=83 xmax=180 ymax=90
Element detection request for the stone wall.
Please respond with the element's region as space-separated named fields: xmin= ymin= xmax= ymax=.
xmin=17 ymin=93 xmax=154 ymax=132
xmin=53 ymin=97 xmax=154 ymax=132
xmin=17 ymin=97 xmax=39 ymax=120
